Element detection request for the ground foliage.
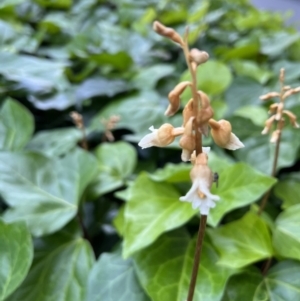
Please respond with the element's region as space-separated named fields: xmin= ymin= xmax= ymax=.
xmin=0 ymin=0 xmax=300 ymax=300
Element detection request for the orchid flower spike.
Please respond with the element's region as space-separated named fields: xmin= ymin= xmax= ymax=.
xmin=179 ymin=117 xmax=195 ymax=162
xmin=208 ymin=119 xmax=244 ymax=150
xmin=180 ymin=153 xmax=220 ymax=215
xmin=138 ymin=123 xmax=184 ymax=149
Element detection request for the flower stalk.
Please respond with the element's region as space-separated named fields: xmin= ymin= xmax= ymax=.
xmin=258 ymin=69 xmax=300 ymax=214
xmin=140 ymin=21 xmax=244 ymax=301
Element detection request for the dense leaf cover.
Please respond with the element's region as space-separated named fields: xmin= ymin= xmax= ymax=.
xmin=0 ymin=0 xmax=300 ymax=300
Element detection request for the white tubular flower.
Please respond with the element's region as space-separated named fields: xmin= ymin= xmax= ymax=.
xmin=208 ymin=119 xmax=244 ymax=150
xmin=180 ymin=153 xmax=220 ymax=215
xmin=138 ymin=123 xmax=184 ymax=149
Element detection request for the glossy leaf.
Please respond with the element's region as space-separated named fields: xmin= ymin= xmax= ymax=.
xmin=208 ymin=212 xmax=273 ymax=269
xmin=86 ymin=251 xmax=150 ymax=301
xmin=1 ymin=149 xmax=97 ymax=236
xmin=134 ymin=229 xmax=235 ymax=301
xmin=123 ymin=174 xmax=194 ymax=258
xmin=87 ymin=142 xmax=137 ymax=198
xmin=26 ymin=128 xmax=82 ymax=157
xmin=273 ymin=204 xmax=300 ymax=261
xmin=90 ymin=91 xmax=170 ymax=137
xmin=0 ymin=220 xmax=33 ymax=300
xmin=76 ymin=77 xmax=128 ymax=102
xmin=133 ymin=64 xmax=175 ymax=90
xmin=0 ymin=98 xmax=34 ymax=151
xmin=235 ymin=127 xmax=300 ymax=175
xmin=209 ymin=163 xmax=277 ymax=227
xmin=222 ymin=267 xmax=263 ymax=301
xmin=254 ymin=260 xmax=300 ymax=301
xmin=149 ymin=151 xmax=232 ymax=183
xmin=274 ymin=173 xmax=300 ymax=209
xmin=260 ymin=32 xmax=300 ymax=56
xmin=231 ymin=60 xmax=273 ymax=84
xmin=7 ymin=239 xmax=95 ymax=301
xmin=224 ymin=76 xmax=263 ymax=116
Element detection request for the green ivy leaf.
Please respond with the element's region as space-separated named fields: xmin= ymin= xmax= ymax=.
xmin=224 ymin=77 xmax=263 ymax=116
xmin=133 ymin=64 xmax=175 ymax=90
xmin=87 ymin=142 xmax=137 ymax=198
xmin=235 ymin=127 xmax=300 ymax=175
xmin=0 ymin=98 xmax=34 ymax=151
xmin=254 ymin=260 xmax=300 ymax=301
xmin=7 ymin=239 xmax=95 ymax=301
xmin=209 ymin=163 xmax=277 ymax=227
xmin=231 ymin=60 xmax=273 ymax=84
xmin=273 ymin=204 xmax=300 ymax=261
xmin=260 ymin=32 xmax=300 ymax=57
xmin=26 ymin=128 xmax=83 ymax=157
xmin=134 ymin=229 xmax=235 ymax=301
xmin=0 ymin=220 xmax=33 ymax=300
xmin=208 ymin=212 xmax=273 ymax=269
xmin=1 ymin=149 xmax=97 ymax=236
xmin=221 ymin=267 xmax=263 ymax=301
xmin=274 ymin=173 xmax=300 ymax=209
xmin=86 ymin=251 xmax=150 ymax=301
xmin=149 ymin=152 xmax=232 ymax=183
xmin=90 ymin=91 xmax=170 ymax=137
xmin=123 ymin=174 xmax=194 ymax=258
xmin=234 ymin=105 xmax=269 ymax=126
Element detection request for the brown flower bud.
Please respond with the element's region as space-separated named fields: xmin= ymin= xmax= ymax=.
xmin=70 ymin=111 xmax=83 ymax=129
xmin=284 ymin=86 xmax=291 ymax=91
xmin=209 ymin=119 xmax=244 ymax=150
xmin=183 ymin=98 xmax=194 ymax=126
xmin=268 ymin=103 xmax=278 ymax=114
xmin=197 ymin=91 xmax=214 ymax=135
xmin=153 ymin=21 xmax=183 ymax=45
xmin=189 ymin=49 xmax=209 ymax=65
xmin=165 ymin=81 xmax=191 ymax=116
xmin=283 ymin=110 xmax=299 ymax=128
xmin=270 ymin=129 xmax=280 ymax=143
xmin=275 ymin=102 xmax=284 ymax=120
xmin=260 ymin=92 xmax=280 ymax=101
xmin=262 ymin=115 xmax=276 ymax=134
xmin=280 ymin=68 xmax=285 ymax=83
xmin=179 ymin=117 xmax=195 ymax=161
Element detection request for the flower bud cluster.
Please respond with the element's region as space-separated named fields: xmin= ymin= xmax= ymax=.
xmin=138 ymin=21 xmax=244 ymax=216
xmin=260 ymin=68 xmax=300 ymax=143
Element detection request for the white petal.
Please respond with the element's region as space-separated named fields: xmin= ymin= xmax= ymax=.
xmin=138 ymin=132 xmax=157 ymax=149
xmin=181 ymin=149 xmax=192 ymax=162
xmin=225 ymin=133 xmax=244 ymax=150
xmin=202 ymin=147 xmax=211 ymax=154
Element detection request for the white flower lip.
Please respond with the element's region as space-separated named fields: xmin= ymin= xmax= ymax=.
xmin=138 ymin=126 xmax=158 ymax=149
xmin=180 ymin=178 xmax=220 ymax=215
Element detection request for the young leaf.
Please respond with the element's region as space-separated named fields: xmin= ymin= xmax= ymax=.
xmin=209 ymin=163 xmax=277 ymax=227
xmin=0 ymin=220 xmax=33 ymax=300
xmin=273 ymin=204 xmax=300 ymax=261
xmin=254 ymin=260 xmax=300 ymax=301
xmin=134 ymin=229 xmax=235 ymax=301
xmin=0 ymin=98 xmax=34 ymax=151
xmin=86 ymin=251 xmax=150 ymax=301
xmin=87 ymin=142 xmax=137 ymax=198
xmin=6 ymin=239 xmax=95 ymax=301
xmin=208 ymin=212 xmax=273 ymax=269
xmin=1 ymin=149 xmax=97 ymax=236
xmin=123 ymin=173 xmax=194 ymax=258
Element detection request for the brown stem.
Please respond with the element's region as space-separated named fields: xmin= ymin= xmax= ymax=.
xmin=258 ymin=117 xmax=283 ymax=215
xmin=182 ymin=28 xmax=202 ymax=155
xmin=187 ymin=215 xmax=207 ymax=301
xmin=262 ymin=258 xmax=272 ymax=276
xmin=81 ymin=127 xmax=89 ymax=150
